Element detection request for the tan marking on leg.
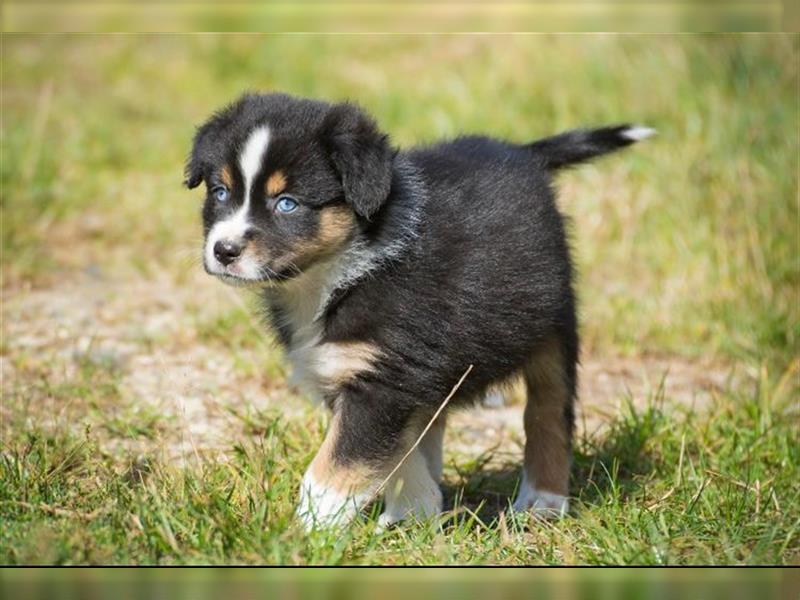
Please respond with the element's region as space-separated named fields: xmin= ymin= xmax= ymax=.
xmin=266 ymin=170 xmax=287 ymax=197
xmin=220 ymin=165 xmax=233 ymax=188
xmin=313 ymin=341 xmax=382 ymax=389
xmin=300 ymin=409 xmax=445 ymax=529
xmin=310 ymin=409 xmax=429 ymax=499
xmin=521 ymin=338 xmax=571 ymax=497
xmin=309 ymin=412 xmax=373 ymax=494
xmin=298 ymin=411 xmax=378 ymax=529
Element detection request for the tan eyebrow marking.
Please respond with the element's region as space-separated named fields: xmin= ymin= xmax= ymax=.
xmin=220 ymin=165 xmax=233 ymax=188
xmin=266 ymin=171 xmax=288 ymax=197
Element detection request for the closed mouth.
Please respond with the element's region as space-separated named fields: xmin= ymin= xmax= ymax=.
xmin=204 ymin=263 xmax=294 ymax=286
xmin=215 ymin=272 xmax=263 ymax=287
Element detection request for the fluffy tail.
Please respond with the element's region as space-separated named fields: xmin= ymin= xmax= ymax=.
xmin=528 ymin=124 xmax=655 ymax=170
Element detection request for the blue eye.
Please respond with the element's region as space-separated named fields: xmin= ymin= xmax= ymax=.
xmin=276 ymin=196 xmax=298 ymax=213
xmin=212 ymin=186 xmax=229 ymax=203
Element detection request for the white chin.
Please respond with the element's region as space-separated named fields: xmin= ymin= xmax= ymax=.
xmin=207 ymin=270 xmax=263 ymax=287
xmin=215 ymin=273 xmax=253 ymax=287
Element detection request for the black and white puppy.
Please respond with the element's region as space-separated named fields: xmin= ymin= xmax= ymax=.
xmin=185 ymin=93 xmax=652 ymax=529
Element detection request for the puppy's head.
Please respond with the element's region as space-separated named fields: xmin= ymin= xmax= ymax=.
xmin=185 ymin=93 xmax=394 ymax=285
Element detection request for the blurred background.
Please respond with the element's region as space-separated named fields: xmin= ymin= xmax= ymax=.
xmin=0 ymin=567 xmax=795 ymax=599
xmin=1 ymin=0 xmax=792 ymax=33
xmin=4 ymin=34 xmax=796 ymax=364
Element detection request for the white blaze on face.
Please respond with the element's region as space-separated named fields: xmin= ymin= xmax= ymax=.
xmin=239 ymin=125 xmax=271 ymax=202
xmin=204 ymin=125 xmax=271 ymax=278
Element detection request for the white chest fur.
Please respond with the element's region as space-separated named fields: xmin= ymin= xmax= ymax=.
xmin=270 ymin=252 xmax=386 ymax=405
xmin=267 ymin=210 xmax=420 ymax=405
xmin=273 ymin=263 xmax=332 ymax=404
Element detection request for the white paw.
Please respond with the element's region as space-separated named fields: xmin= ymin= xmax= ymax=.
xmin=379 ymin=449 xmax=443 ymax=528
xmin=378 ymin=484 xmax=443 ymax=529
xmin=376 ymin=511 xmax=400 ymax=532
xmin=512 ymin=477 xmax=569 ymax=519
xmin=296 ymin=471 xmax=367 ymax=531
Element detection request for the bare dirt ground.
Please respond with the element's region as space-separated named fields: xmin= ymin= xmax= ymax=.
xmin=2 ymin=270 xmax=741 ymax=467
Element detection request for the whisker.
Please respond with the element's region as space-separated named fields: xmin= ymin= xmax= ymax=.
xmin=282 ymin=260 xmax=303 ymax=277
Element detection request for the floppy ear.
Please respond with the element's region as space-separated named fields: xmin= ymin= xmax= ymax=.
xmin=319 ymin=102 xmax=395 ymax=220
xmin=184 ymin=161 xmax=203 ymax=190
xmin=183 ymin=122 xmax=213 ymax=189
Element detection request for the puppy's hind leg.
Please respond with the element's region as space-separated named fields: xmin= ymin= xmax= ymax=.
xmin=512 ymin=336 xmax=575 ymax=518
xmin=417 ymin=414 xmax=446 ymax=482
xmin=482 ymin=386 xmax=508 ymax=408
xmin=377 ymin=412 xmax=445 ymax=528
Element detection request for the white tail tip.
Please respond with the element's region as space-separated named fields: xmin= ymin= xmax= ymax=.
xmin=622 ymin=125 xmax=657 ymax=142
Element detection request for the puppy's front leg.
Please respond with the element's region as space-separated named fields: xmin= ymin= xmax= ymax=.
xmin=296 ymin=402 xmax=444 ymax=530
xmin=376 ymin=415 xmax=446 ymax=527
xmin=297 ymin=412 xmax=379 ymax=530
xmin=378 ymin=445 xmax=442 ymax=529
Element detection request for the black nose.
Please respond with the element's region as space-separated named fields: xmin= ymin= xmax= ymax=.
xmin=213 ymin=240 xmax=244 ymax=266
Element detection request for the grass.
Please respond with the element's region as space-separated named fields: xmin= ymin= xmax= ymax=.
xmin=1 ymin=34 xmax=798 ymax=564
xmin=0 ymin=363 xmax=797 ymax=565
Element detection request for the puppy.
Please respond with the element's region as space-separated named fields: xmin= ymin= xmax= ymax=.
xmin=185 ymin=93 xmax=652 ymax=529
